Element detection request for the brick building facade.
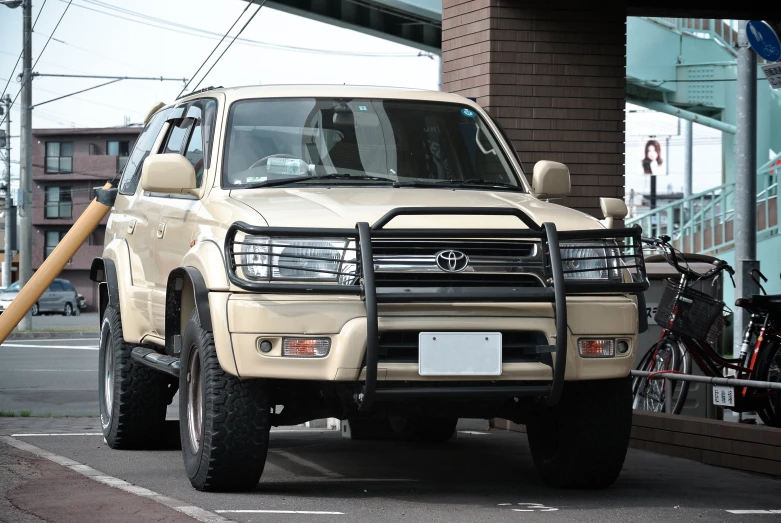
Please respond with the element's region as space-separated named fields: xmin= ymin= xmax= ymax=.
xmin=31 ymin=127 xmax=141 ymax=310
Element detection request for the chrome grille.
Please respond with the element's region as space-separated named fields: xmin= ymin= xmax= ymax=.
xmin=371 ymin=239 xmax=544 ymax=288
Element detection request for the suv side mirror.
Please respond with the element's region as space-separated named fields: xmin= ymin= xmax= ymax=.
xmin=600 ymin=197 xmax=628 ymax=228
xmin=141 ymin=155 xmax=196 ymax=195
xmin=531 ymin=160 xmax=570 ymax=200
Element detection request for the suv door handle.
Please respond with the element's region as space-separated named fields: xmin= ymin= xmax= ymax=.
xmin=157 ymin=222 xmax=166 ymax=239
xmin=127 ymin=220 xmax=136 ymax=234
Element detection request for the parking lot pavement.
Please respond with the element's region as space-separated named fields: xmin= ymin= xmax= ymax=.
xmin=0 ymin=337 xmax=99 ymax=416
xmin=1 ymin=418 xmax=779 ymax=523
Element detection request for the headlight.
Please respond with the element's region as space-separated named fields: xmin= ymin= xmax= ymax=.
xmin=560 ymin=241 xmax=622 ymax=281
xmin=241 ymin=236 xmax=355 ymax=283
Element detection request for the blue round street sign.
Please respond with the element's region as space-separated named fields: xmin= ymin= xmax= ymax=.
xmin=746 ymin=20 xmax=781 ymax=62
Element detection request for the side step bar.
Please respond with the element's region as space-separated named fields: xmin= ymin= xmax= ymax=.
xmin=131 ymin=347 xmax=180 ymax=377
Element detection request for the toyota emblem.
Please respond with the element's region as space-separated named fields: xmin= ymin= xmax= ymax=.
xmin=435 ymin=250 xmax=469 ymax=272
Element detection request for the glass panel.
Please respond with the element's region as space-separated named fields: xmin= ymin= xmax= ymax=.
xmin=185 ymin=124 xmax=204 ymax=187
xmin=46 ymin=142 xmax=60 ymax=157
xmin=118 ymin=141 xmax=129 ymax=156
xmin=49 ymin=282 xmax=63 ymax=292
xmin=118 ymin=108 xmax=170 ymax=195
xmin=45 ymin=187 xmax=59 ymax=218
xmin=107 ymin=141 xmax=119 ymax=156
xmin=60 ymin=142 xmax=73 ymax=157
xmin=45 ymin=231 xmax=60 ymax=247
xmin=59 ymin=157 xmax=72 ymax=173
xmin=46 ymin=157 xmax=59 ymax=173
xmin=164 ymin=120 xmax=190 ymax=154
xmin=223 ymin=98 xmax=521 ymax=189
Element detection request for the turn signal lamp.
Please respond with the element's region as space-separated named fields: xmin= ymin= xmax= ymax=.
xmin=578 ymin=339 xmax=615 ymax=358
xmin=282 ymin=338 xmax=331 ymax=357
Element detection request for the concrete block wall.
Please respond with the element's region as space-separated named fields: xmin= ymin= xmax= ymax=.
xmin=442 ymin=0 xmax=627 ymax=217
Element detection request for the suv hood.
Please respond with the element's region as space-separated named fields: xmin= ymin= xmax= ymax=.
xmin=229 ymin=187 xmax=603 ymax=231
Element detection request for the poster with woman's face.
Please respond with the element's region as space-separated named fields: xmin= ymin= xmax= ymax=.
xmin=642 ymin=139 xmax=663 ymax=175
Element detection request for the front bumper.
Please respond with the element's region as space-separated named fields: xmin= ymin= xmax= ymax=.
xmin=221 ymin=207 xmax=648 ymax=409
xmin=212 ymin=293 xmax=640 ymax=383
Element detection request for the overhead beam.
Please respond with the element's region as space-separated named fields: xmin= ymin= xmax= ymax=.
xmin=626 ymin=96 xmax=737 ymax=134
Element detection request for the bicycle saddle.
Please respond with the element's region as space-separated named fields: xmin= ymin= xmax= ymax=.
xmin=735 ymin=294 xmax=781 ymax=316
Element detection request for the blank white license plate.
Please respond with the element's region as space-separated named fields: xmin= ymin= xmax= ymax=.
xmin=712 ymin=385 xmax=735 ymax=407
xmin=418 ymin=332 xmax=502 ymax=376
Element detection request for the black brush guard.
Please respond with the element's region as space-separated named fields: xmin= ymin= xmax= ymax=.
xmin=224 ymin=207 xmax=649 ymax=410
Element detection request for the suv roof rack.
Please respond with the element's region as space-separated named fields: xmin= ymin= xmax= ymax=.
xmin=176 ymin=85 xmax=222 ymax=100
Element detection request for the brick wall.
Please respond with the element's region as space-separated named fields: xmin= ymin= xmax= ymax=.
xmin=442 ymin=0 xmax=627 ymax=217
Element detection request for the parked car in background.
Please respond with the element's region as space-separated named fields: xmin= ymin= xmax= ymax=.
xmin=0 ymin=278 xmax=80 ymax=316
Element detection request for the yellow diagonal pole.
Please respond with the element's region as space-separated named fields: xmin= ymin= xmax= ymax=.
xmin=0 ymin=182 xmax=113 ymax=344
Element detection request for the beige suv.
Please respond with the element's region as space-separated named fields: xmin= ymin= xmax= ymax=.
xmin=91 ymin=85 xmax=648 ymax=492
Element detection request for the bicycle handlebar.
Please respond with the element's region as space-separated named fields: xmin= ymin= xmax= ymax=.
xmin=641 ymin=236 xmax=735 ymax=284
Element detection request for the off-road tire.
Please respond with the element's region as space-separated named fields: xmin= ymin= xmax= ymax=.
xmin=526 ymin=377 xmax=632 ymax=488
xmin=390 ymin=416 xmax=458 ymax=443
xmin=180 ymin=310 xmax=270 ymax=492
xmin=98 ymin=305 xmax=172 ymax=449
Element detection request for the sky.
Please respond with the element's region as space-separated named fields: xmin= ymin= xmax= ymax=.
xmin=0 ymin=1 xmax=727 ymax=207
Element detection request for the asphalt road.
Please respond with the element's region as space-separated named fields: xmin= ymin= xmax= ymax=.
xmin=23 ymin=312 xmax=99 ymax=330
xmin=1 ymin=422 xmax=779 ymax=523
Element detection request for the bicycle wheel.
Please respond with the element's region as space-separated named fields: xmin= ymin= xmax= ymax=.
xmin=755 ymin=338 xmax=781 ymax=428
xmin=632 ymin=337 xmax=691 ymax=414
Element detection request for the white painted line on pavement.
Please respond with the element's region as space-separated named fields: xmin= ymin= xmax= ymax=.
xmin=0 ymin=343 xmax=98 ymax=350
xmin=217 ymin=510 xmax=344 ymax=515
xmin=4 ymin=338 xmax=99 ymax=343
xmin=726 ymin=510 xmax=781 ymax=514
xmin=0 ymin=436 xmax=232 ymax=523
xmin=12 ymin=433 xmax=103 ymax=437
xmin=271 ymin=448 xmax=343 ymax=478
xmin=8 ymin=369 xmax=97 ymax=372
xmin=458 ymin=431 xmax=489 ymax=435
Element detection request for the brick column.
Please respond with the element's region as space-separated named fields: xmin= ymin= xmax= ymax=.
xmin=442 ymin=0 xmax=626 ymax=217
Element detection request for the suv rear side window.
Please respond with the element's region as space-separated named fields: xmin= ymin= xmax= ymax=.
xmin=118 ymin=108 xmax=171 ymax=195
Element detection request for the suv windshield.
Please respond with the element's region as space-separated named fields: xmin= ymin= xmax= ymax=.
xmin=223 ymin=98 xmax=524 ymax=190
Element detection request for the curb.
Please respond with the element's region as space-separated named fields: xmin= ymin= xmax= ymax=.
xmin=5 ymin=331 xmax=99 ymax=340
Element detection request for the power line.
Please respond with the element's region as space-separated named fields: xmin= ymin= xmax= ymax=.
xmin=31 ymin=0 xmax=73 ymax=73
xmin=0 ymin=0 xmax=73 ymax=128
xmin=1 ymin=0 xmax=48 ymax=100
xmin=191 ymin=1 xmax=266 ymax=94
xmin=177 ymin=0 xmax=253 ymax=98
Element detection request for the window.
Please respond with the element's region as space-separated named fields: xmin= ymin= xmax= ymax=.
xmin=163 ymin=119 xmax=191 ymax=155
xmin=44 ymin=231 xmax=66 ymax=259
xmin=59 ymin=280 xmax=74 ymax=291
xmin=107 ymin=140 xmax=130 ymax=172
xmin=45 ymin=142 xmax=73 ymax=174
xmin=45 ymin=187 xmax=72 ymax=219
xmin=48 ymin=282 xmax=64 ymax=292
xmin=89 ymin=143 xmax=99 ymax=155
xmin=222 ymin=98 xmax=522 ymax=190
xmin=118 ymin=108 xmax=171 ymax=195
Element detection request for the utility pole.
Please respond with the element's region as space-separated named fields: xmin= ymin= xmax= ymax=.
xmin=18 ymin=0 xmax=32 ymax=330
xmin=684 ymin=119 xmax=693 ymax=223
xmin=2 ymin=94 xmax=14 ymax=289
xmin=733 ymin=20 xmax=759 ymax=357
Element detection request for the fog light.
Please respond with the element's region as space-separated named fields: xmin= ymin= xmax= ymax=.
xmin=259 ymin=340 xmax=273 ymax=353
xmin=617 ymin=340 xmax=630 ymax=354
xmin=578 ymin=338 xmax=615 ymax=358
xmin=283 ymin=338 xmax=331 ymax=357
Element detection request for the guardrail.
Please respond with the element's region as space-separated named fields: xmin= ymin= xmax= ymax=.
xmin=630 ymin=369 xmax=781 ymax=413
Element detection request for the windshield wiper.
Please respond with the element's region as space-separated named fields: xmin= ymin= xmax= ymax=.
xmin=241 ymin=173 xmax=394 ymax=189
xmin=435 ymin=179 xmax=521 ymax=190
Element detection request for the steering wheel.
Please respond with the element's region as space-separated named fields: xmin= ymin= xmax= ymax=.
xmin=248 ymin=154 xmax=299 ymax=170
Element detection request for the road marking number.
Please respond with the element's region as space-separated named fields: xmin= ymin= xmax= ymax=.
xmin=499 ymin=502 xmax=559 ymax=512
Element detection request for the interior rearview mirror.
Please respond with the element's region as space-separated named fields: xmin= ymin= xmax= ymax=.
xmin=531 ymin=160 xmax=570 ymax=200
xmin=600 ymin=197 xmax=628 ymax=229
xmin=140 ymin=155 xmax=197 ymax=195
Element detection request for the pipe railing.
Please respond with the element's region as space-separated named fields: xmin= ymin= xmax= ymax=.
xmin=627 ymin=174 xmax=779 ymax=255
